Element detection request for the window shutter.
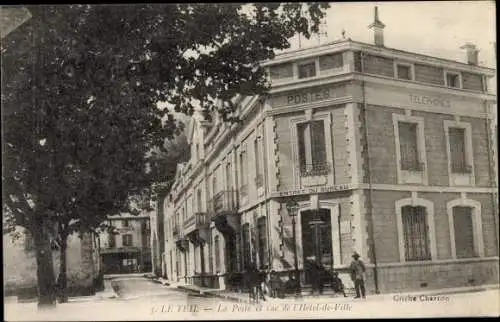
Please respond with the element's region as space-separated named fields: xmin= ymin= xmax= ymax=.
xmin=398 ymin=122 xmax=419 ymax=170
xmin=449 ymin=127 xmax=467 ymax=173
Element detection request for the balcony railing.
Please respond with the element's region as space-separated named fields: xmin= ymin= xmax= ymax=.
xmin=183 ymin=212 xmax=209 ymax=232
xmin=299 ymin=162 xmax=331 ymax=177
xmin=451 ymin=164 xmax=473 ymax=174
xmin=208 ymin=190 xmax=238 ymax=219
xmin=401 ymin=160 xmax=425 ymax=172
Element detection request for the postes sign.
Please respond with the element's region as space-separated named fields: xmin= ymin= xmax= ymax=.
xmin=271 ymin=84 xmax=348 ymax=108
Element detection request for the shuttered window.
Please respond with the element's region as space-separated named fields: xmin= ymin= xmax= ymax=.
xmin=298 ymin=62 xmax=316 ymax=79
xmin=241 ymin=223 xmax=251 ymax=270
xmin=453 ymin=206 xmax=476 ymax=258
xmin=257 ymin=217 xmax=268 ymax=269
xmin=398 ymin=122 xmax=421 ymax=171
xmin=214 ymin=235 xmax=221 ymax=272
xmin=297 ymin=120 xmax=329 ymax=176
xmin=402 ymin=206 xmax=431 ymax=261
xmin=449 ymin=127 xmax=468 ymax=173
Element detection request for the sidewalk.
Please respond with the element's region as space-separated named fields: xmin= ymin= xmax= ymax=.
xmin=161 ymin=277 xmax=500 ymax=305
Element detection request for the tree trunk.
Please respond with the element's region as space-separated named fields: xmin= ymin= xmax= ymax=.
xmin=57 ymin=233 xmax=69 ymax=303
xmin=32 ymin=218 xmax=57 ymax=309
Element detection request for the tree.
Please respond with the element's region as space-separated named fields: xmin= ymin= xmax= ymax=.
xmin=1 ymin=3 xmax=330 ymax=308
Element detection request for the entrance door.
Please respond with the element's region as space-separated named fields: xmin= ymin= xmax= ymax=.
xmin=301 ymin=209 xmax=332 ymax=284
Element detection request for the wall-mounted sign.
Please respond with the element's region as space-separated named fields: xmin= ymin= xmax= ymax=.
xmin=409 ymin=94 xmax=451 ymax=108
xmin=272 ymin=183 xmax=352 ymax=198
xmin=271 ymin=84 xmax=348 ymax=108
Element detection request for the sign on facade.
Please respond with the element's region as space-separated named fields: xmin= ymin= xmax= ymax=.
xmin=271 ymin=84 xmax=348 ymax=108
xmin=272 ymin=183 xmax=352 ymax=197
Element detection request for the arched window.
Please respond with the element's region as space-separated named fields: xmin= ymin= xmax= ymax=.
xmin=396 ymin=196 xmax=436 ymax=262
xmin=401 ymin=205 xmax=431 ymax=261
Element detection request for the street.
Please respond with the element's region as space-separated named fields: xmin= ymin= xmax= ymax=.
xmin=4 ymin=276 xmax=499 ymax=320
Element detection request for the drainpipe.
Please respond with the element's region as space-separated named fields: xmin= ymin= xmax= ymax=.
xmin=360 ymin=52 xmax=380 ymax=294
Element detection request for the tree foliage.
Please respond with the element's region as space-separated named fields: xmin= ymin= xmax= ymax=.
xmin=1 ymin=3 xmax=329 ymax=306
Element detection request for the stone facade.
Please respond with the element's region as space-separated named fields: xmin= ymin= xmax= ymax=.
xmin=160 ymin=21 xmax=498 ymax=294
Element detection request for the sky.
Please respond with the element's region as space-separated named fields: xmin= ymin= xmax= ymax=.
xmin=288 ymin=1 xmax=496 ymax=69
xmin=167 ymin=1 xmax=497 ymax=124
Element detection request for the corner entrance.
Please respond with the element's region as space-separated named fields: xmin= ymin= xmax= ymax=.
xmin=300 ymin=208 xmax=333 ymax=285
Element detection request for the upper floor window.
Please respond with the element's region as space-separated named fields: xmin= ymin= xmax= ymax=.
xmin=298 ymin=61 xmax=316 ymax=79
xmin=401 ymin=206 xmax=431 ymax=261
xmin=123 ymin=220 xmax=129 ymax=228
xmin=270 ymin=63 xmax=294 ymax=80
xmin=240 ymin=150 xmax=248 ymax=187
xmin=108 ymin=234 xmax=116 ymax=248
xmin=197 ymin=188 xmax=202 ymax=212
xmin=396 ymin=63 xmax=412 ymax=80
xmin=122 ymin=234 xmax=133 ymax=247
xmin=449 ymin=127 xmax=470 ymax=173
xmin=297 ymin=120 xmax=329 ymax=176
xmin=398 ymin=122 xmax=423 ymax=171
xmin=254 ymin=139 xmax=263 ymax=187
xmin=319 ymin=53 xmax=343 ymax=71
xmin=445 ymin=71 xmax=461 ymax=88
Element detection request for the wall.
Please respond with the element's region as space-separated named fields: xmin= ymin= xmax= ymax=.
xmin=3 ymin=227 xmax=97 ymax=298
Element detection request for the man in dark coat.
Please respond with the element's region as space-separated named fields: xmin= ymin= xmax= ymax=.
xmin=349 ymin=252 xmax=366 ymax=299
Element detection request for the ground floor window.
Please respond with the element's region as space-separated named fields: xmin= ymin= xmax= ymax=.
xmin=453 ymin=206 xmax=476 ymax=258
xmin=402 ymin=205 xmax=431 ymax=261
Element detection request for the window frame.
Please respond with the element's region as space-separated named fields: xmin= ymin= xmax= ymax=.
xmin=446 ymin=198 xmax=484 ymax=259
xmin=297 ymin=59 xmax=317 ymax=79
xmin=444 ymin=120 xmax=475 ymax=186
xmin=444 ymin=70 xmax=463 ymax=89
xmin=394 ymin=61 xmax=415 ymax=81
xmin=122 ymin=234 xmax=133 ymax=247
xmin=395 ymin=196 xmax=437 ymax=262
xmin=392 ymin=113 xmax=428 ymax=185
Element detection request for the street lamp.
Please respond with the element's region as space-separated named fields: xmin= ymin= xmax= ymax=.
xmin=286 ymin=199 xmax=301 ymax=296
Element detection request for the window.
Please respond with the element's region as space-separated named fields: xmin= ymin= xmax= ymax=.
xmin=319 ymin=53 xmax=343 ymax=70
xmin=257 ymin=217 xmax=268 ymax=269
xmin=396 ymin=64 xmax=412 ymax=80
xmin=240 ymin=151 xmax=248 ymax=196
xmin=108 ymin=234 xmax=116 ymax=248
xmin=123 ymin=220 xmax=129 ymax=228
xmin=226 ymin=163 xmax=232 ymax=191
xmin=445 ymin=72 xmax=460 ymax=88
xmin=297 ymin=120 xmax=329 ymax=176
xmin=122 ymin=234 xmax=133 ymax=247
xmin=448 ymin=127 xmax=470 ymax=173
xmin=214 ymin=235 xmax=221 ymax=272
xmin=398 ymin=122 xmax=423 ymax=171
xmin=270 ymin=63 xmax=293 ymax=80
xmin=254 ymin=139 xmax=263 ymax=187
xmin=298 ymin=61 xmax=316 ymax=79
xmin=452 ymin=207 xmax=476 ymax=258
xmin=241 ymin=223 xmax=251 ymax=270
xmin=197 ymin=188 xmax=202 ymax=212
xmin=402 ymin=206 xmax=431 ymax=261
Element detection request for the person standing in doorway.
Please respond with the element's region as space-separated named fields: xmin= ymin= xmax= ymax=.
xmin=349 ymin=252 xmax=366 ymax=299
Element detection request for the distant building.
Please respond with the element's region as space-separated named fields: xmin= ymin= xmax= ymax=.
xmin=3 ymin=226 xmax=101 ymax=299
xmin=161 ymin=7 xmax=498 ymax=294
xmin=99 ymin=214 xmax=152 ymax=274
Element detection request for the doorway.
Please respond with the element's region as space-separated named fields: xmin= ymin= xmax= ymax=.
xmin=301 ymin=208 xmax=333 ymax=285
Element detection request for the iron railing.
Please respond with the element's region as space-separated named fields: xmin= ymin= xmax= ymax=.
xmin=299 ymin=162 xmax=331 ymax=176
xmin=401 ymin=160 xmax=425 ymax=172
xmin=208 ymin=190 xmax=238 ymax=219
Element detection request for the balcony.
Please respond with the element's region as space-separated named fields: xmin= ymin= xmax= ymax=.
xmin=183 ymin=212 xmax=210 ymax=244
xmin=208 ymin=190 xmax=239 ymax=236
xmin=299 ymin=162 xmax=331 ymax=177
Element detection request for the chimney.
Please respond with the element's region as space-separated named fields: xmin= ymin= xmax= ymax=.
xmin=460 ymin=43 xmax=479 ymax=65
xmin=368 ymin=6 xmax=386 ymax=47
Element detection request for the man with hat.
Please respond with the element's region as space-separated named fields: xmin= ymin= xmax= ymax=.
xmin=349 ymin=252 xmax=366 ymax=299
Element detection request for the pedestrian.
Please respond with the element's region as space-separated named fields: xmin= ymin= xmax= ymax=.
xmin=349 ymin=252 xmax=366 ymax=299
xmin=269 ymin=270 xmax=281 ymax=298
xmin=331 ymin=271 xmax=348 ymax=297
